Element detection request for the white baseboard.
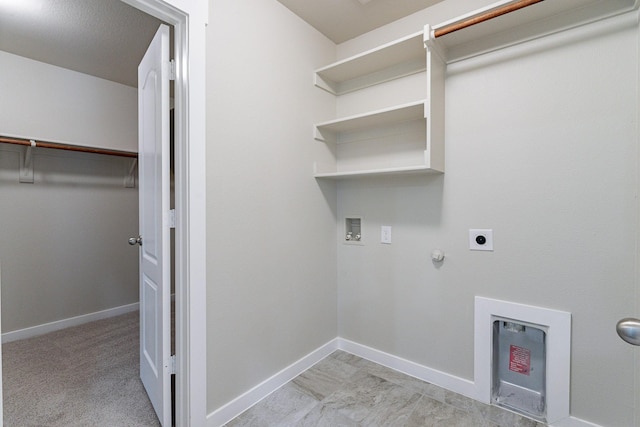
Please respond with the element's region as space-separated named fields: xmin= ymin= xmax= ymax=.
xmin=338 ymin=339 xmax=605 ymax=427
xmin=1 ymin=302 xmax=139 ymax=343
xmin=550 ymin=416 xmax=604 ymax=427
xmin=205 ymin=337 xmax=473 ymax=427
xmin=206 ymin=338 xmax=339 ymax=427
xmin=337 ymin=338 xmax=476 ymax=399
xmin=205 ymin=337 xmax=607 ymax=427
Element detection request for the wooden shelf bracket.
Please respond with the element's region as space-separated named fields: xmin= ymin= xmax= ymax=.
xmin=125 ymin=158 xmax=137 ymax=188
xmin=19 ymin=141 xmax=35 ymax=184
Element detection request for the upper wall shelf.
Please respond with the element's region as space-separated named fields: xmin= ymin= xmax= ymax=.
xmin=314 ymin=31 xmax=426 ymax=95
xmin=311 ymin=0 xmax=636 ymax=180
xmin=311 ymin=28 xmax=445 ymax=179
xmin=427 ymin=0 xmax=637 ymax=63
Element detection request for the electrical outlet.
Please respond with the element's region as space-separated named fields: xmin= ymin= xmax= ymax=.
xmin=469 ymin=229 xmax=493 ymax=251
xmin=381 ymin=226 xmax=392 ymax=244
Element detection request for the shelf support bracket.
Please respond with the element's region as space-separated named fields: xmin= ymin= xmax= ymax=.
xmin=314 ymin=126 xmax=336 ymax=143
xmin=19 ymin=141 xmax=35 ymax=183
xmin=125 ymin=158 xmax=137 ymax=188
xmin=423 ymin=24 xmax=446 ymax=63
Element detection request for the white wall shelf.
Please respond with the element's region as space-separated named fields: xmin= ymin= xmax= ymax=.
xmin=313 ymin=28 xmax=445 ymax=180
xmin=426 ymin=0 xmax=637 ymax=63
xmin=312 ymin=0 xmax=630 ymax=180
xmin=311 ymin=0 xmax=638 ymax=180
xmin=314 ymin=31 xmax=426 ymax=95
xmin=314 ymin=164 xmax=440 ymax=180
xmin=314 ymin=100 xmax=426 ymax=144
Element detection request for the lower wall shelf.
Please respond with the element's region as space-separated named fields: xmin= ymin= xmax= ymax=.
xmin=314 ymin=164 xmax=442 ymax=180
xmin=313 ymin=99 xmax=444 ymax=179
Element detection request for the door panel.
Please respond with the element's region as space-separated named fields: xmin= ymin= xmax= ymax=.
xmin=138 ymin=23 xmax=171 ymax=427
xmin=142 ymin=276 xmax=159 ymax=375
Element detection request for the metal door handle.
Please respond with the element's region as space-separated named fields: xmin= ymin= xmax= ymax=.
xmin=128 ymin=235 xmax=142 ymax=246
xmin=616 ymin=318 xmax=640 ymax=346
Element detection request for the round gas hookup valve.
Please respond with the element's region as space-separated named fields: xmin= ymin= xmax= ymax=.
xmin=431 ymin=249 xmax=445 ymax=262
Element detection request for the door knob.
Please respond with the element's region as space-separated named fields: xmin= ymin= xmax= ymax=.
xmin=128 ymin=235 xmax=142 ymax=246
xmin=616 ymin=318 xmax=640 ymax=346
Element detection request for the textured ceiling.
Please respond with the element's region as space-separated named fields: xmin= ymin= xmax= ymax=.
xmin=276 ymin=0 xmax=445 ymax=43
xmin=0 ymin=0 xmax=163 ymax=87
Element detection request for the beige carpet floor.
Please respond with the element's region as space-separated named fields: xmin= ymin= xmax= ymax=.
xmin=2 ymin=311 xmax=160 ymax=426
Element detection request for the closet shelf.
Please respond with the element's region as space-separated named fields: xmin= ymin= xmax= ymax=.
xmin=310 ymin=0 xmax=637 ymax=181
xmin=428 ymin=0 xmax=637 ymax=63
xmin=314 ymin=31 xmax=425 ymax=95
xmin=314 ymin=164 xmax=439 ymax=180
xmin=314 ymin=100 xmax=425 ymax=143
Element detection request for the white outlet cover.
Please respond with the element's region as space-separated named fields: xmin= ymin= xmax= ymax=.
xmin=381 ymin=226 xmax=392 ymax=244
xmin=469 ymin=229 xmax=493 ymax=251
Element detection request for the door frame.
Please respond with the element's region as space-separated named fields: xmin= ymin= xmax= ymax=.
xmin=121 ymin=1 xmax=207 ymax=425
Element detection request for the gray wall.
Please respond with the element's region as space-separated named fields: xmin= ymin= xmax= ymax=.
xmin=203 ymin=0 xmax=640 ymax=424
xmin=0 ymin=52 xmax=139 ymax=333
xmin=0 ymin=147 xmax=139 ymax=332
xmin=336 ymin=5 xmax=639 ymax=427
xmin=0 ymin=50 xmax=138 ymax=153
xmin=205 ymin=0 xmax=338 ymax=410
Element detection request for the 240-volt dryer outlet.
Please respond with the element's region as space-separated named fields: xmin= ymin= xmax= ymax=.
xmin=469 ymin=229 xmax=493 ymax=251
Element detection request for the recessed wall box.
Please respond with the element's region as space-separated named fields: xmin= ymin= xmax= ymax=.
xmin=492 ymin=318 xmax=547 ymax=421
xmin=345 ymin=218 xmax=362 ymax=243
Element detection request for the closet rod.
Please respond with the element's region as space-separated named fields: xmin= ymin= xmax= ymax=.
xmin=434 ymin=0 xmax=544 ymax=38
xmin=0 ymin=135 xmax=137 ymax=158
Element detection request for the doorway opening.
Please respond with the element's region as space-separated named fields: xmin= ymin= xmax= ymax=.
xmin=5 ymin=1 xmax=182 ymax=426
xmin=0 ymin=0 xmax=205 ymax=424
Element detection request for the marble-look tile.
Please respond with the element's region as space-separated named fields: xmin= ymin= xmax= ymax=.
xmin=292 ymin=355 xmax=360 ymax=400
xmin=483 ymin=404 xmax=545 ymax=427
xmin=360 ymin=384 xmax=422 ymax=427
xmin=330 ymin=350 xmax=365 ymax=367
xmin=355 ymin=359 xmax=446 ymax=402
xmin=444 ymin=389 xmax=487 ymax=418
xmin=297 ymin=403 xmax=361 ymax=427
xmin=322 ymin=371 xmax=421 ymax=424
xmin=343 ymin=355 xmax=382 ymax=372
xmin=407 ymin=395 xmax=499 ymax=427
xmin=416 ymin=382 xmax=449 ymax=403
xmin=225 ymin=351 xmax=549 ymax=427
xmin=227 ymin=383 xmax=319 ymax=426
xmin=444 ymin=390 xmax=545 ymax=427
xmin=320 ymin=371 xmax=386 ymax=422
xmin=223 ymin=415 xmax=246 ymax=427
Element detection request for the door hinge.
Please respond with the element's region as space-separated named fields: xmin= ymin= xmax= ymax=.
xmin=169 ymin=354 xmax=176 ymax=374
xmin=168 ymin=209 xmax=176 ymax=229
xmin=169 ymin=59 xmax=176 ymax=81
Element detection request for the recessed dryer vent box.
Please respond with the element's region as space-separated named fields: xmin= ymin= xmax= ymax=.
xmin=492 ymin=318 xmax=547 ymax=422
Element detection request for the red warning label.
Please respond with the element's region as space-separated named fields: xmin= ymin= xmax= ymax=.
xmin=509 ymin=345 xmax=531 ymax=376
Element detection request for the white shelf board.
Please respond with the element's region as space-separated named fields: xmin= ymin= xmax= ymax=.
xmin=315 ymin=31 xmax=426 ymax=94
xmin=314 ymin=164 xmax=441 ymax=179
xmin=315 ymin=100 xmax=426 ymax=143
xmin=430 ymin=0 xmax=637 ymax=62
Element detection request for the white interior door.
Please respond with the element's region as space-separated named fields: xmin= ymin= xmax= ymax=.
xmin=0 ymin=263 xmax=3 ymax=427
xmin=137 ymin=23 xmax=171 ymax=427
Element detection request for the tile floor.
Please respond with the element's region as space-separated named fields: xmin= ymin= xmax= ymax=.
xmin=226 ymin=350 xmax=545 ymax=426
